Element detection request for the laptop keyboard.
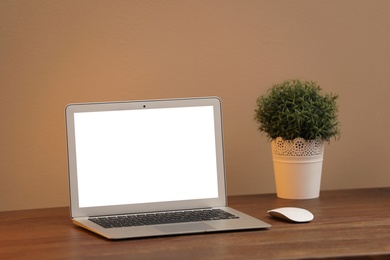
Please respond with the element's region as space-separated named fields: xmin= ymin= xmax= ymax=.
xmin=89 ymin=209 xmax=239 ymax=229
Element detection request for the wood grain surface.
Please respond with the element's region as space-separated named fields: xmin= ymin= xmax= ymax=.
xmin=1 ymin=188 xmax=389 ymax=259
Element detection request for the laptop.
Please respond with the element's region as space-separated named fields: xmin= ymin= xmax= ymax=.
xmin=65 ymin=96 xmax=270 ymax=239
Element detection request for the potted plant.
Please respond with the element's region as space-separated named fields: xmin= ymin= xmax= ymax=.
xmin=254 ymin=79 xmax=340 ymax=199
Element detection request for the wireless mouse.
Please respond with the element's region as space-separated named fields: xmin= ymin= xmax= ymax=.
xmin=267 ymin=207 xmax=314 ymax=223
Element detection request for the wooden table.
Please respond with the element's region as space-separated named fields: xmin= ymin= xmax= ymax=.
xmin=1 ymin=188 xmax=390 ymax=259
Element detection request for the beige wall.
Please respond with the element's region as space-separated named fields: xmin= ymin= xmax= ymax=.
xmin=1 ymin=0 xmax=390 ymax=211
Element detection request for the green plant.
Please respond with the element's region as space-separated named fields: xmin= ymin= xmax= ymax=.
xmin=254 ymin=79 xmax=340 ymax=141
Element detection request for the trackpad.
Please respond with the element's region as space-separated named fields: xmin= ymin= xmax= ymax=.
xmin=156 ymin=222 xmax=215 ymax=233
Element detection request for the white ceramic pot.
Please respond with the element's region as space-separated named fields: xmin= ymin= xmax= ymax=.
xmin=271 ymin=137 xmax=324 ymax=199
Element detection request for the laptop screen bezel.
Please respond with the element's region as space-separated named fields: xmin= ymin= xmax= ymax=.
xmin=65 ymin=97 xmax=227 ymax=218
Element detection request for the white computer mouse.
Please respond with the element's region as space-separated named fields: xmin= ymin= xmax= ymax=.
xmin=267 ymin=207 xmax=314 ymax=223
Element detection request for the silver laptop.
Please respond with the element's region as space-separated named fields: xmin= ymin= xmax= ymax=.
xmin=65 ymin=96 xmax=270 ymax=239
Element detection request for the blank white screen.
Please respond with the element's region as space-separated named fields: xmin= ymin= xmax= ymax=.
xmin=74 ymin=106 xmax=219 ymax=208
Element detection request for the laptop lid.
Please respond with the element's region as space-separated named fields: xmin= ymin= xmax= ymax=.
xmin=66 ymin=97 xmax=227 ymax=219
